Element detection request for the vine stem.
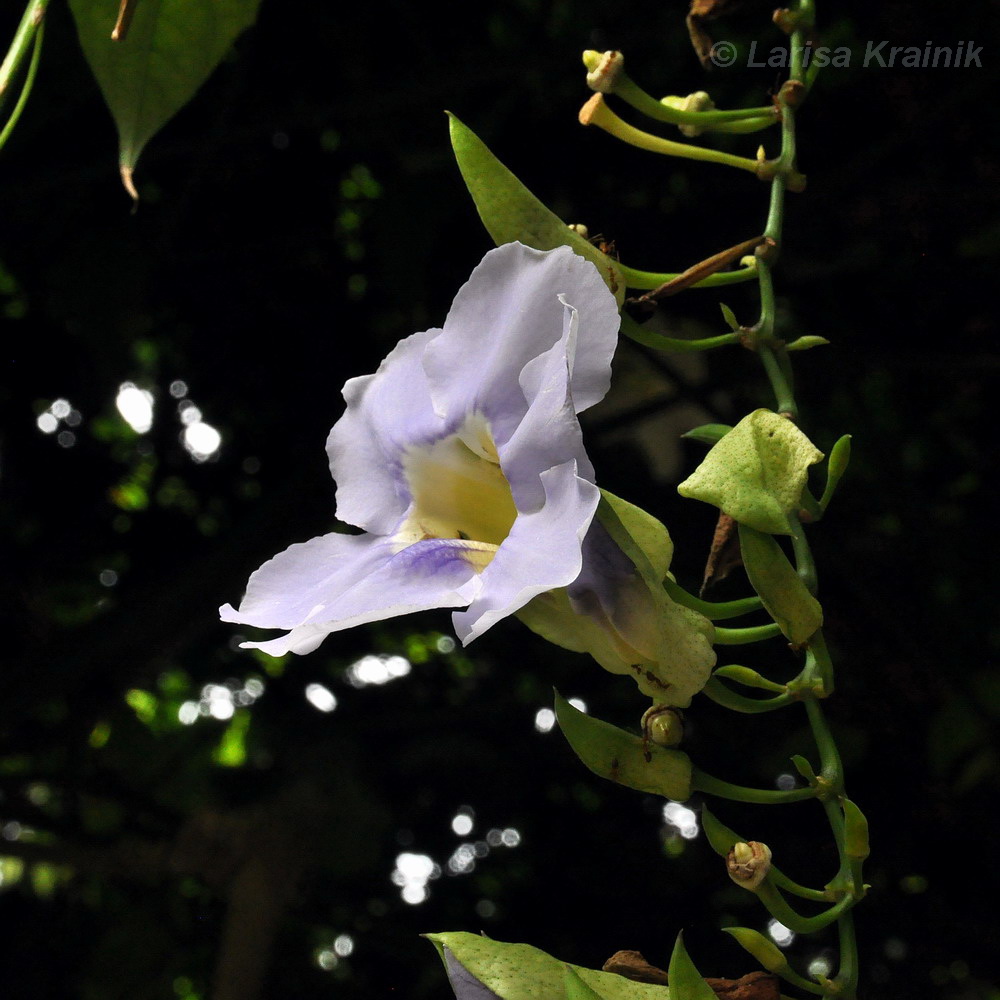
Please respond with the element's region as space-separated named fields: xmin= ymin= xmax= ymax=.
xmin=0 ymin=0 xmax=46 ymax=99
xmin=725 ymin=4 xmax=863 ymax=995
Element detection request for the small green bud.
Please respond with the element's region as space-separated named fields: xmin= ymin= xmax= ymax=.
xmin=820 ymin=434 xmax=852 ymax=511
xmin=790 ymin=754 xmax=818 ymax=785
xmin=722 ymin=927 xmax=789 ymax=974
xmin=785 ymin=335 xmax=830 ymax=351
xmin=719 ymin=302 xmax=740 ymax=331
xmin=713 ymin=665 xmax=786 ymax=693
xmin=641 ymin=705 xmax=684 ymax=747
xmin=727 ymin=841 xmax=772 ymax=890
xmin=842 ymin=797 xmax=870 ymax=860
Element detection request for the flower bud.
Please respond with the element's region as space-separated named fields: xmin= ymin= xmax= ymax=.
xmin=842 ymin=798 xmax=870 ymax=860
xmin=727 ymin=840 xmax=772 ymax=890
xmin=583 ymin=50 xmax=625 ymax=93
xmin=641 ymin=705 xmax=684 ymax=747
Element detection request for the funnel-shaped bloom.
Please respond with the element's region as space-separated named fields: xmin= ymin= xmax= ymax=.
xmin=220 ymin=243 xmax=620 ymax=655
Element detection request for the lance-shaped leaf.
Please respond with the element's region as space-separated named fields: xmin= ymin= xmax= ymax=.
xmin=721 ymin=928 xmax=788 ymax=975
xmin=554 ymin=690 xmax=692 ymax=800
xmin=69 ymin=0 xmax=262 ymax=199
xmin=699 ymin=803 xmax=742 ymax=857
xmin=681 ymin=423 xmax=732 ymax=446
xmin=677 ymin=409 xmax=823 ymax=536
xmin=448 ymin=113 xmax=626 ymax=304
xmin=737 ymin=525 xmax=822 ymax=644
xmin=666 ymin=933 xmax=718 ymax=1000
xmin=426 ymin=932 xmax=674 ymax=1000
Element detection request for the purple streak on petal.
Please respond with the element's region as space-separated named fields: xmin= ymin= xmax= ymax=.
xmin=423 ymin=244 xmax=620 ymax=447
xmin=443 ymin=948 xmax=503 ymax=1000
xmin=453 ymin=460 xmax=599 ymax=643
xmin=220 ymin=532 xmax=482 ymax=650
xmin=327 ymin=329 xmax=445 ymax=535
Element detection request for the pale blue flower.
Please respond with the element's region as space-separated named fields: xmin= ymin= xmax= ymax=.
xmin=220 ymin=243 xmax=621 ymax=655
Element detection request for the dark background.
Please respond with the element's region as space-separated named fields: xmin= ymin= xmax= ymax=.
xmin=1 ymin=0 xmax=997 ymax=997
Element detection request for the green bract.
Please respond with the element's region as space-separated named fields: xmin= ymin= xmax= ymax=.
xmin=69 ymin=0 xmax=262 ymax=198
xmin=554 ymin=691 xmax=692 ymax=800
xmin=667 ymin=933 xmax=719 ymax=1000
xmin=518 ymin=491 xmax=715 ymax=706
xmin=427 ymin=932 xmax=673 ymax=1000
xmin=677 ymin=409 xmax=823 ymax=535
xmin=738 ymin=524 xmax=823 ymax=644
xmin=448 ymin=113 xmax=626 ymax=304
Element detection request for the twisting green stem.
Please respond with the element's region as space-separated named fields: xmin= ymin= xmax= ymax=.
xmin=612 ymin=75 xmax=777 ymax=127
xmin=0 ymin=0 xmax=46 ymax=100
xmin=663 ymin=577 xmax=763 ymax=620
xmin=788 ymin=512 xmax=818 ymax=594
xmin=769 ymin=867 xmax=833 ymax=903
xmin=691 ymin=769 xmax=817 ymax=804
xmin=758 ymin=341 xmax=797 ymax=418
xmin=803 ymin=695 xmax=843 ymax=789
xmin=618 ymin=261 xmax=757 ymax=292
xmin=702 ymin=677 xmax=792 ymax=714
xmin=0 ymin=17 xmax=42 ymax=153
xmin=619 ymin=317 xmax=739 ymax=353
xmin=713 ymin=622 xmax=782 ymax=645
xmin=756 ymin=881 xmax=853 ymax=934
xmin=834 ymin=911 xmax=859 ymax=998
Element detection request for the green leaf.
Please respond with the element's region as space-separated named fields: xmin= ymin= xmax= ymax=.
xmin=426 ymin=932 xmax=674 ymax=1000
xmin=681 ymin=423 xmax=732 ymax=446
xmin=790 ymin=754 xmax=818 ymax=785
xmin=69 ymin=0 xmax=262 ymax=199
xmin=666 ymin=933 xmax=717 ymax=1000
xmin=820 ymin=434 xmax=852 ymax=510
xmin=448 ymin=113 xmax=626 ymax=303
xmin=564 ymin=966 xmax=607 ymax=1000
xmin=721 ymin=928 xmax=788 ymax=974
xmin=554 ymin=690 xmax=692 ymax=800
xmin=719 ymin=302 xmax=740 ymax=331
xmin=677 ymin=409 xmax=824 ymax=535
xmin=699 ymin=803 xmax=742 ymax=857
xmin=737 ymin=524 xmax=823 ymax=644
xmin=784 ymin=335 xmax=830 ymax=351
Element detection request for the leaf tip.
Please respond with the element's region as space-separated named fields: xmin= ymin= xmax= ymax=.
xmin=119 ymin=164 xmax=139 ymax=204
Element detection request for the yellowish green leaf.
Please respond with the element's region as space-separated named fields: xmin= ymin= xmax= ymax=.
xmin=738 ymin=525 xmax=823 ymax=643
xmin=677 ymin=409 xmax=823 ymax=535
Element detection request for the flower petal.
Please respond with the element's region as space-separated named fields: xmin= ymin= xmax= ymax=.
xmin=326 ymin=329 xmax=445 ymax=535
xmin=220 ymin=531 xmax=483 ymax=650
xmin=498 ymin=293 xmax=594 ymax=513
xmin=452 ymin=460 xmax=599 ymax=643
xmin=423 ymin=243 xmax=620 ymax=445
